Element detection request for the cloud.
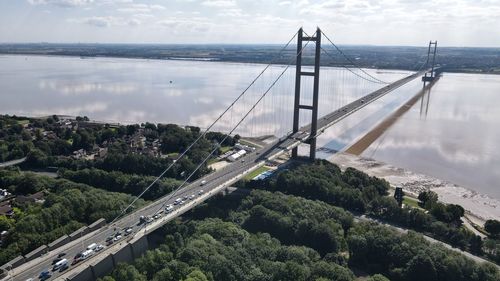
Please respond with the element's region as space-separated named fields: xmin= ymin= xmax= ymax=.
xmin=28 ymin=0 xmax=94 ymax=7
xmin=201 ymin=0 xmax=236 ymax=8
xmin=83 ymin=16 xmax=114 ymax=27
xmin=117 ymin=3 xmax=166 ymax=13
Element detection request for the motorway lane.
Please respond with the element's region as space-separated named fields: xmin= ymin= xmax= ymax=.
xmin=12 ymin=71 xmax=426 ymax=280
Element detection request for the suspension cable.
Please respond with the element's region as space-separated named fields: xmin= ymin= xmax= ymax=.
xmin=109 ymin=31 xmax=298 ymax=225
xmin=319 ymin=30 xmax=390 ymax=84
xmin=134 ymin=31 xmax=316 ymax=235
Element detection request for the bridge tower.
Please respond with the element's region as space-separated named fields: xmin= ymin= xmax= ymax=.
xmin=422 ymin=41 xmax=438 ymax=85
xmin=291 ymin=27 xmax=322 ymax=161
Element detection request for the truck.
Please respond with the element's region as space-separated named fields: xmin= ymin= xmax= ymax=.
xmin=87 ymin=243 xmax=98 ymax=251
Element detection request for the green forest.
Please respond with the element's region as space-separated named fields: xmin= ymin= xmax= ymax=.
xmin=100 ymin=190 xmax=499 ymax=281
xmin=99 ymin=160 xmax=500 ymax=281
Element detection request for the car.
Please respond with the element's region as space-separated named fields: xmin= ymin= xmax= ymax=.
xmin=124 ymin=227 xmax=133 ymax=236
xmin=189 ymin=194 xmax=195 ymax=200
xmin=57 ymin=252 xmax=66 ymax=258
xmin=38 ymin=270 xmax=51 ymax=280
xmin=51 ymin=257 xmax=62 ymax=265
xmin=200 ymin=180 xmax=207 ymax=186
xmin=198 ymin=190 xmax=204 ymax=195
xmin=241 ymin=159 xmax=245 ymax=162
xmin=165 ymin=205 xmax=174 ymax=213
xmin=74 ymin=252 xmax=83 ymax=260
xmin=153 ymin=213 xmax=161 ymax=219
xmin=146 ymin=216 xmax=154 ymax=223
xmin=114 ymin=235 xmax=122 ymax=242
xmin=106 ymin=235 xmax=114 ymax=245
xmin=179 ymin=200 xmax=185 ymax=205
xmin=174 ymin=198 xmax=182 ymax=205
xmin=95 ymin=244 xmax=104 ymax=252
xmin=361 ymin=99 xmax=365 ymax=103
xmin=183 ymin=195 xmax=189 ymax=201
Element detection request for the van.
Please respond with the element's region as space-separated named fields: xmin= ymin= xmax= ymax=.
xmin=87 ymin=243 xmax=98 ymax=251
xmin=81 ymin=250 xmax=94 ymax=260
xmin=52 ymin=258 xmax=68 ymax=271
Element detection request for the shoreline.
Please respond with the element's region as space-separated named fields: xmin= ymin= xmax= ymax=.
xmin=329 ymin=152 xmax=500 ymax=225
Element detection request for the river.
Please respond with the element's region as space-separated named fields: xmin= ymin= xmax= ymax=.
xmin=1 ymin=55 xmax=498 ymax=199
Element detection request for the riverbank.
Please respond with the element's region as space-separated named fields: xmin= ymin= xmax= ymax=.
xmin=328 ymin=152 xmax=500 ymax=226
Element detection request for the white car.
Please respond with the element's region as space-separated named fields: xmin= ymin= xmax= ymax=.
xmin=94 ymin=245 xmax=104 ymax=252
xmin=179 ymin=200 xmax=185 ymax=205
xmin=189 ymin=194 xmax=195 ymax=200
xmin=113 ymin=235 xmax=122 ymax=242
xmin=198 ymin=190 xmax=204 ymax=195
xmin=174 ymin=198 xmax=182 ymax=205
xmin=165 ymin=205 xmax=174 ymax=212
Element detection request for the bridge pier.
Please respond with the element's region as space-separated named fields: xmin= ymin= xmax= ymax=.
xmin=292 ymin=27 xmax=322 ymax=161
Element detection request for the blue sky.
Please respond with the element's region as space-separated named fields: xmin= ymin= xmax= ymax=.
xmin=0 ymin=0 xmax=499 ymax=46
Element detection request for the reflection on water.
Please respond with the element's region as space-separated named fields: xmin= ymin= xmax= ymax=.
xmin=0 ymin=55 xmax=407 ymax=139
xmin=362 ymin=73 xmax=500 ymax=199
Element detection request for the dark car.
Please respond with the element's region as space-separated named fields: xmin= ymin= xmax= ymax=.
xmin=106 ymin=235 xmax=114 ymax=245
xmin=57 ymin=252 xmax=66 ymax=258
xmin=38 ymin=270 xmax=52 ymax=280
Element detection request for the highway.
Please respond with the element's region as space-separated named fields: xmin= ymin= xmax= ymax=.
xmin=5 ymin=70 xmax=427 ymax=281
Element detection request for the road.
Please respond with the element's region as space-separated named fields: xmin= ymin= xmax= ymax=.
xmin=0 ymin=157 xmax=26 ymax=168
xmin=5 ymin=70 xmax=429 ymax=281
xmin=356 ymin=215 xmax=499 ymax=269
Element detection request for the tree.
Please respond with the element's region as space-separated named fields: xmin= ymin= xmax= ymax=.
xmin=405 ymin=252 xmax=437 ymax=281
xmin=183 ymin=270 xmax=209 ymax=281
xmin=112 ymin=263 xmax=146 ymax=281
xmin=418 ymin=191 xmax=438 ymax=209
xmin=485 ymin=220 xmax=500 ymax=237
xmin=368 ymin=274 xmax=390 ymax=281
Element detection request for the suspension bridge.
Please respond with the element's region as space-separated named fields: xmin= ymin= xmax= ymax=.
xmin=1 ymin=28 xmax=439 ymax=281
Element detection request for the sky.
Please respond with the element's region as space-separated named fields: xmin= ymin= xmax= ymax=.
xmin=0 ymin=0 xmax=499 ymax=46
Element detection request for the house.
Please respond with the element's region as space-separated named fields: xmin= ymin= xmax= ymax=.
xmin=16 ymin=191 xmax=46 ymax=205
xmin=0 ymin=201 xmax=14 ymax=217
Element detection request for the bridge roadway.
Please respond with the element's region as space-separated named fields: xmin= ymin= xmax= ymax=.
xmin=7 ymin=70 xmax=427 ymax=281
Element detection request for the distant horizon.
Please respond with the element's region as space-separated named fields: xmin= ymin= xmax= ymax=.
xmin=1 ymin=42 xmax=499 ymax=49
